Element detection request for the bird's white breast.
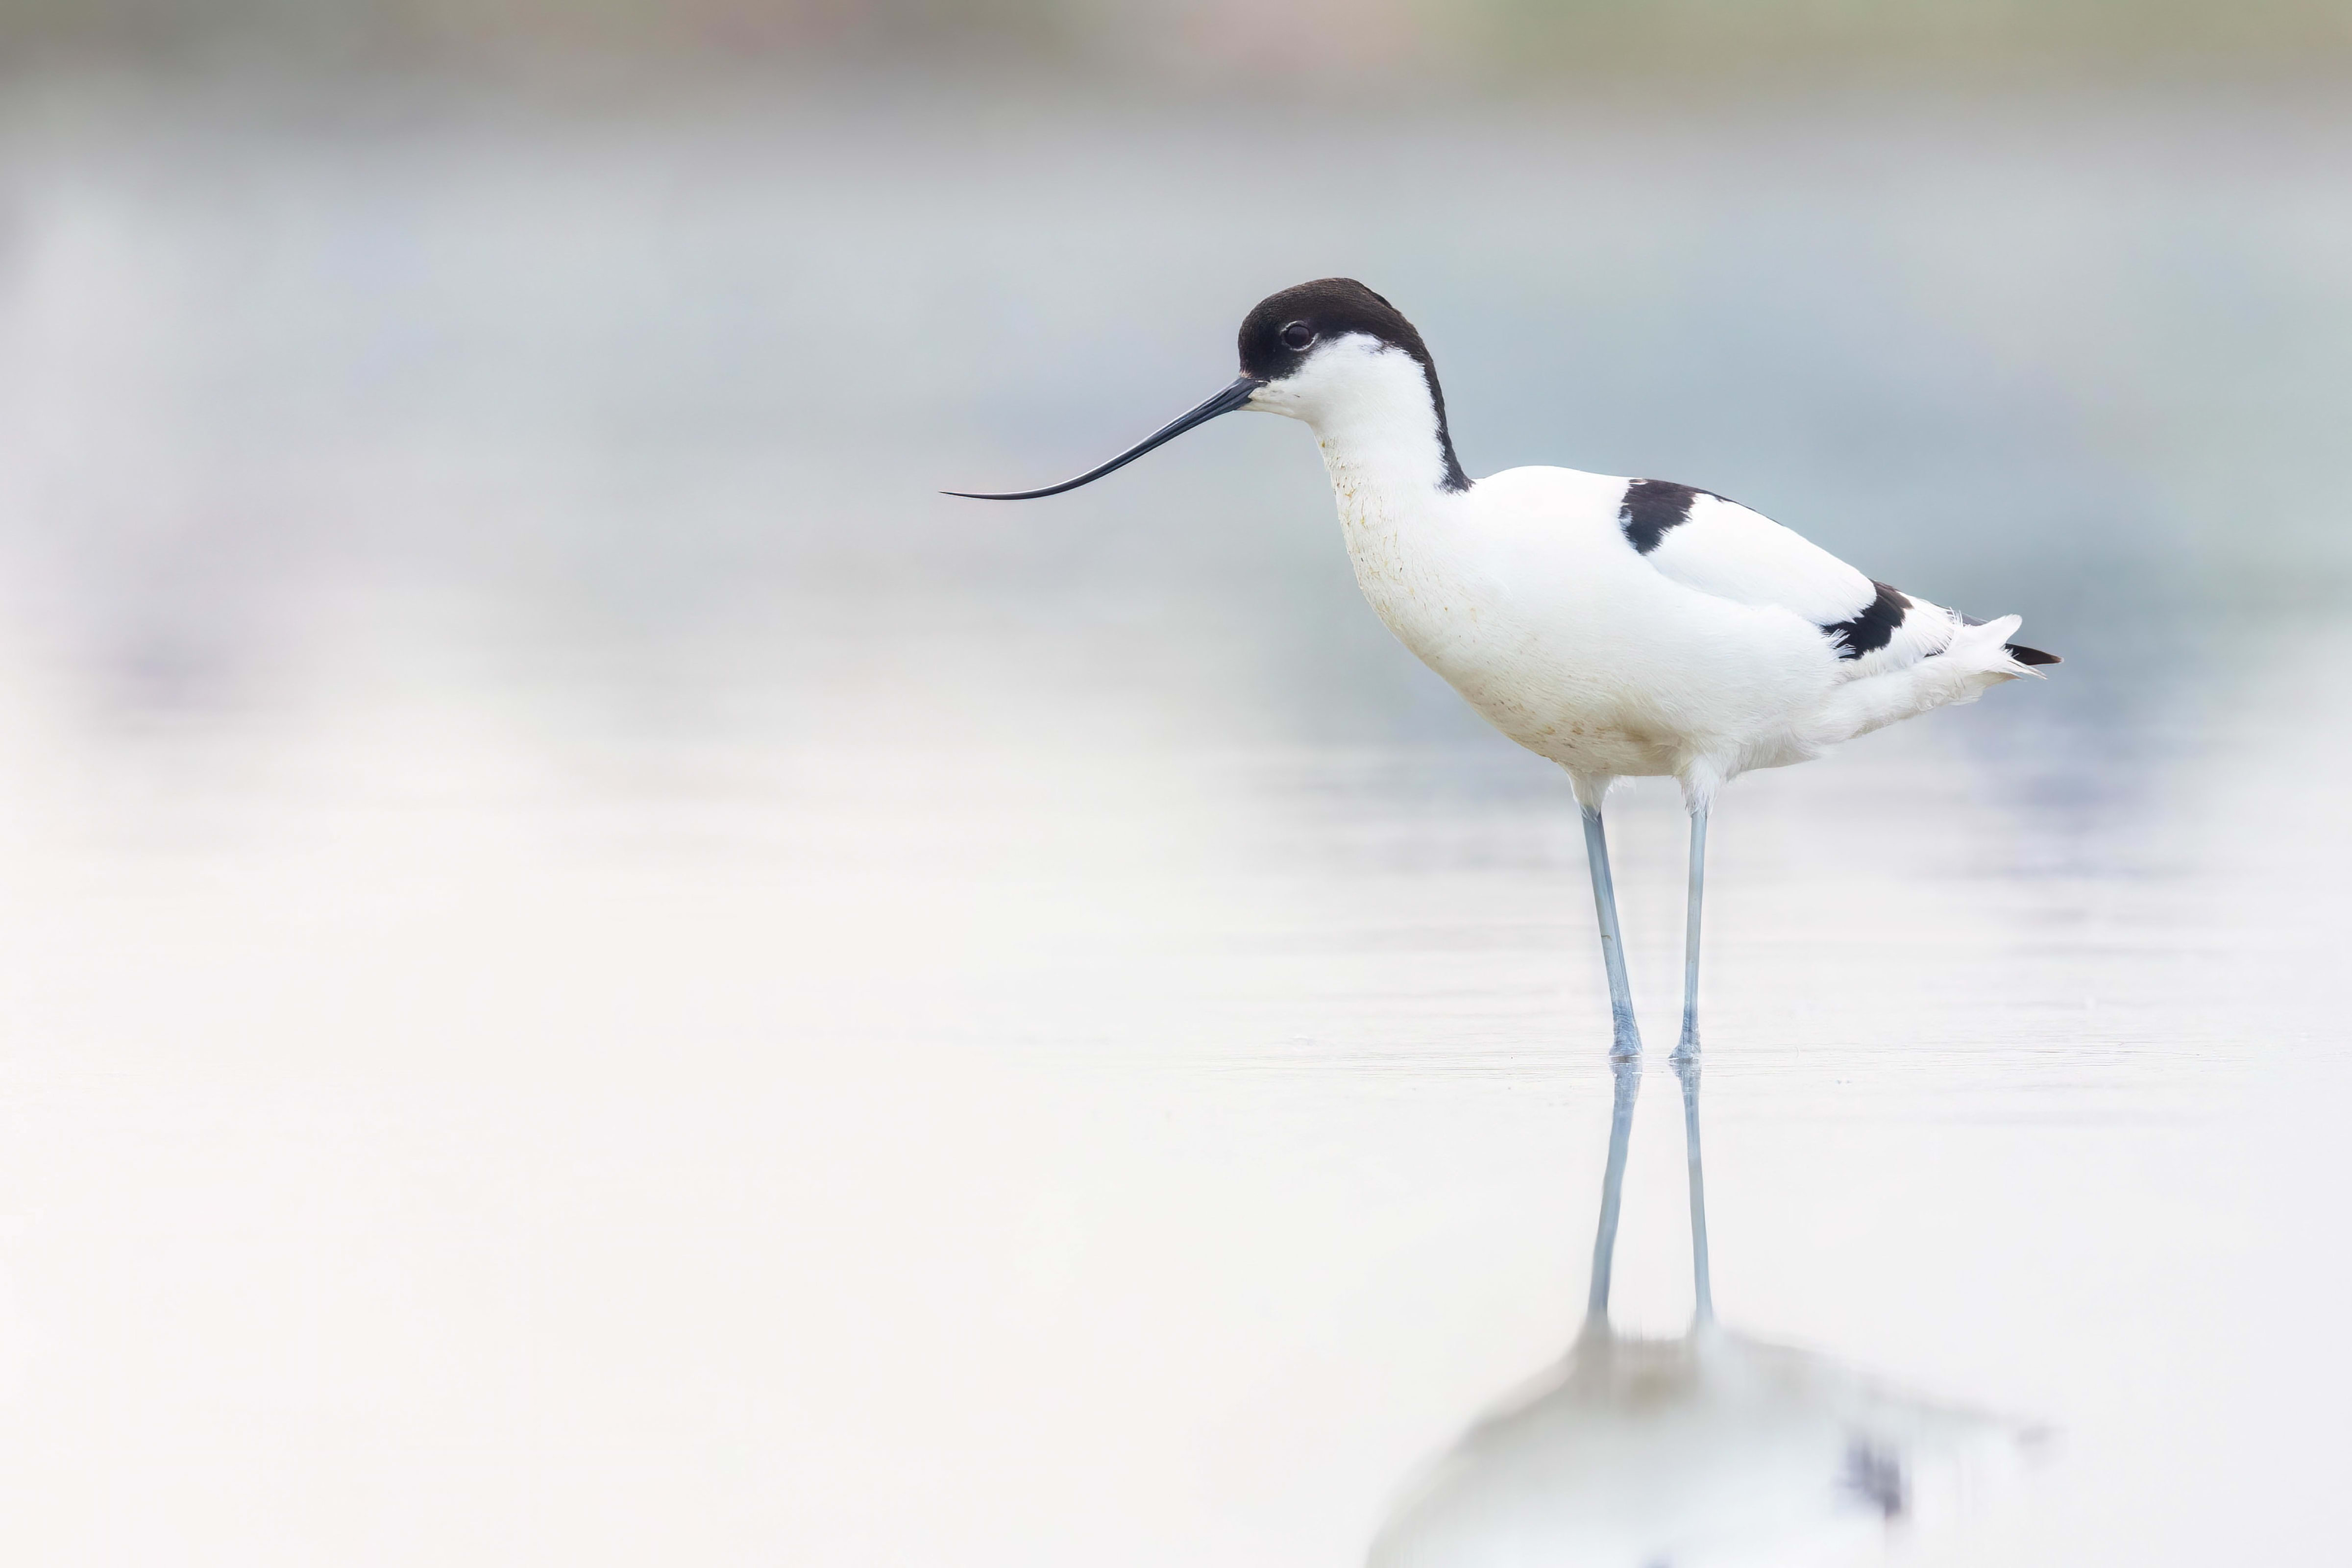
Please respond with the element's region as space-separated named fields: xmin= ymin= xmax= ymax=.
xmin=1326 ymin=463 xmax=1838 ymax=779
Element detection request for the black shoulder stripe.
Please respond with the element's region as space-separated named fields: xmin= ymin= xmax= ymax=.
xmin=1618 ymin=479 xmax=1713 ymax=553
xmin=1822 ymin=581 xmax=1911 ymax=660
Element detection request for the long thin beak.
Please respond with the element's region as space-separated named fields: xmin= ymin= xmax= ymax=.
xmin=945 ymin=375 xmax=1265 ymax=500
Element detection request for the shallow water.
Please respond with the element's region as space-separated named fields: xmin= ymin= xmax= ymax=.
xmin=0 ymin=79 xmax=2347 ymax=1564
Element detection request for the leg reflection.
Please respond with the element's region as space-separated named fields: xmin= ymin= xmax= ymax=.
xmin=1676 ymin=1051 xmax=1715 ymax=1325
xmin=1584 ymin=1053 xmax=1642 ymax=1322
xmin=1371 ymin=1043 xmax=2042 ymax=1567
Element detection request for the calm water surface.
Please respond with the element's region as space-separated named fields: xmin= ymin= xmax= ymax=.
xmin=0 ymin=80 xmax=2345 ymax=1564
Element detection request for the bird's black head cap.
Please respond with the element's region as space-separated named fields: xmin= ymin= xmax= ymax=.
xmin=1239 ymin=277 xmax=1469 ymax=491
xmin=946 ymin=276 xmax=1470 ymax=501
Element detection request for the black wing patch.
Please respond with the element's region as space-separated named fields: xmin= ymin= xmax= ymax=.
xmin=1960 ymin=612 xmax=2062 ymax=665
xmin=1821 ymin=581 xmax=1911 ymax=660
xmin=1618 ymin=479 xmax=1718 ymax=554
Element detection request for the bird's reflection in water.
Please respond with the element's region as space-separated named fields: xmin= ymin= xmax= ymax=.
xmin=1372 ymin=1057 xmax=2043 ymax=1568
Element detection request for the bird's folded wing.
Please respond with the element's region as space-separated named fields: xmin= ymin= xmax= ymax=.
xmin=1640 ymin=491 xmax=1957 ymax=674
xmin=1641 ymin=492 xmax=1872 ymax=620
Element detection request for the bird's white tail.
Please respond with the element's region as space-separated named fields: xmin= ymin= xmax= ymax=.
xmin=1805 ymin=615 xmax=2043 ymax=750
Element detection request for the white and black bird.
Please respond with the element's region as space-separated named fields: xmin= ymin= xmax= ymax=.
xmin=952 ymin=278 xmax=2057 ymax=1059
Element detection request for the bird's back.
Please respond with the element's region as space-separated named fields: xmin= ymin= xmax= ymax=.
xmin=1336 ymin=464 xmax=2047 ymax=784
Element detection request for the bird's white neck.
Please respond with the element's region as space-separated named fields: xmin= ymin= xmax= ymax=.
xmin=1271 ymin=339 xmax=1471 ymax=535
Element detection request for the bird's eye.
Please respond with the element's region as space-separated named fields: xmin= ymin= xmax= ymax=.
xmin=1278 ymin=320 xmax=1317 ymax=351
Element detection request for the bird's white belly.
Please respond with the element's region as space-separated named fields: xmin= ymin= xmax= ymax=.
xmin=1339 ymin=495 xmax=1834 ymax=781
xmin=1357 ymin=571 xmax=1686 ymax=776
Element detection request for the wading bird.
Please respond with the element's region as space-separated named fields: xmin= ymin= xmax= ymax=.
xmin=951 ymin=278 xmax=2055 ymax=1059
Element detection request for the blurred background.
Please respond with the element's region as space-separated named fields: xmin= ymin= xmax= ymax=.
xmin=0 ymin=3 xmax=2349 ymax=1564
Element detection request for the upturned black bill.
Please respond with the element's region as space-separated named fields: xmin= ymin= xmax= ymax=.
xmin=945 ymin=375 xmax=1265 ymax=500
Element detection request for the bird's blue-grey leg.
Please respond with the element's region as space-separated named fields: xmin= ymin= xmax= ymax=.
xmin=1585 ymin=1052 xmax=1642 ymax=1323
xmin=1676 ymin=799 xmax=1710 ymax=1060
xmin=1673 ymin=1050 xmax=1715 ymax=1324
xmin=1578 ymin=803 xmax=1643 ymax=1059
